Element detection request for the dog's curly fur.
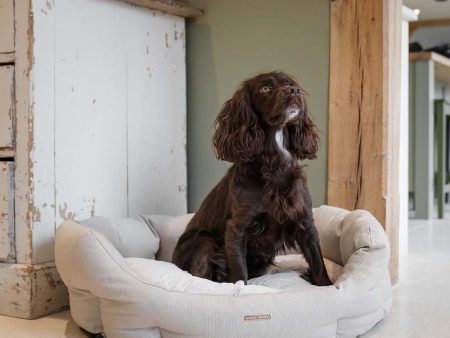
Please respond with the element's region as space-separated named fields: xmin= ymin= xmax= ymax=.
xmin=173 ymin=72 xmax=332 ymax=286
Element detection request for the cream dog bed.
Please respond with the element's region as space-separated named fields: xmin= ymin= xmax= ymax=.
xmin=55 ymin=205 xmax=391 ymax=338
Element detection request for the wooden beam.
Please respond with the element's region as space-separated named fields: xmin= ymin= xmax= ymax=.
xmin=118 ymin=0 xmax=204 ymax=17
xmin=328 ymin=0 xmax=402 ymax=283
xmin=410 ymin=18 xmax=450 ymax=35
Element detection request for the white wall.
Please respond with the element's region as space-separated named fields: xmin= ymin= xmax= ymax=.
xmin=31 ymin=0 xmax=187 ymax=263
xmin=400 ymin=6 xmax=418 ymax=256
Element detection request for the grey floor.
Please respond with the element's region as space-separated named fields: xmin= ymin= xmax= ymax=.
xmin=0 ymin=209 xmax=449 ymax=338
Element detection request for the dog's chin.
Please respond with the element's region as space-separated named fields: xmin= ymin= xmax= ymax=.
xmin=285 ymin=106 xmax=299 ymax=121
xmin=278 ymin=105 xmax=299 ymax=126
xmin=266 ymin=105 xmax=300 ymax=127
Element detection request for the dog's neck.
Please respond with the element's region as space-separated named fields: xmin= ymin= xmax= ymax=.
xmin=274 ymin=128 xmax=291 ymax=160
xmin=264 ymin=126 xmax=292 ymax=162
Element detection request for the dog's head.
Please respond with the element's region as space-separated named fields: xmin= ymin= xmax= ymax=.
xmin=212 ymin=71 xmax=319 ymax=163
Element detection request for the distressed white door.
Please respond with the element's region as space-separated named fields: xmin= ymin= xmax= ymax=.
xmin=31 ymin=0 xmax=187 ymax=263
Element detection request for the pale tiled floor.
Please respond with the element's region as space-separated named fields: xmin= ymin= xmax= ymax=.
xmin=362 ymin=207 xmax=450 ymax=338
xmin=0 ymin=310 xmax=84 ymax=338
xmin=0 ymin=209 xmax=449 ymax=338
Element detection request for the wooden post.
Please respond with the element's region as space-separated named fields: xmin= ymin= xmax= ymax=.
xmin=328 ymin=0 xmax=402 ymax=283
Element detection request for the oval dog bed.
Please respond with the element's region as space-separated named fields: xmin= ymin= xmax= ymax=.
xmin=55 ymin=205 xmax=392 ymax=338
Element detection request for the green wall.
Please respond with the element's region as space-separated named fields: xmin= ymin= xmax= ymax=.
xmin=186 ymin=0 xmax=330 ymax=212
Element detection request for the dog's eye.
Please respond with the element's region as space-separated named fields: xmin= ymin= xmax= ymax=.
xmin=260 ymin=85 xmax=272 ymax=93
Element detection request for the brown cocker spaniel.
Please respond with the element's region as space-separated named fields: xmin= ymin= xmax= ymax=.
xmin=173 ymin=71 xmax=332 ymax=286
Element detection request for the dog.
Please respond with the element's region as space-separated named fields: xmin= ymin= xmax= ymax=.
xmin=173 ymin=71 xmax=332 ymax=286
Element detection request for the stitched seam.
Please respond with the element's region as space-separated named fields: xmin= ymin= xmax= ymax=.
xmin=89 ymin=230 xmax=296 ymax=296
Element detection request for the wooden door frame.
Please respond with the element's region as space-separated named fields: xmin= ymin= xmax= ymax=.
xmin=327 ymin=0 xmax=402 ymax=283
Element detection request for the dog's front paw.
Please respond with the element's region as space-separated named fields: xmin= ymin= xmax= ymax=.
xmin=300 ymin=270 xmax=333 ymax=286
xmin=313 ymin=276 xmax=334 ymax=286
xmin=300 ymin=269 xmax=312 ymax=283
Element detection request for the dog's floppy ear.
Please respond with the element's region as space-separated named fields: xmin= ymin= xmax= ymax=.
xmin=212 ymin=85 xmax=264 ymax=163
xmin=287 ymin=101 xmax=319 ymax=160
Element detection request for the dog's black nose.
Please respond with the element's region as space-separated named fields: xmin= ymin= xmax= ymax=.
xmin=285 ymin=85 xmax=301 ymax=97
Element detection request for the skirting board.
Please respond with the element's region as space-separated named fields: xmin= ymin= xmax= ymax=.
xmin=0 ymin=261 xmax=69 ymax=319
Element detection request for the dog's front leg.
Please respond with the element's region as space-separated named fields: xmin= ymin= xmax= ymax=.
xmin=296 ymin=218 xmax=333 ymax=286
xmin=224 ymin=217 xmax=249 ymax=284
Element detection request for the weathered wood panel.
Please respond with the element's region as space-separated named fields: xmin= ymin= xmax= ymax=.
xmin=53 ymin=0 xmax=129 ymax=226
xmin=1 ymin=0 xmax=188 ymax=318
xmin=0 ymin=262 xmax=68 ymax=319
xmin=328 ymin=0 xmax=401 ymax=283
xmin=13 ymin=0 xmax=34 ymax=265
xmin=0 ymin=0 xmax=14 ymax=53
xmin=0 ymin=0 xmax=69 ymax=318
xmin=0 ymin=161 xmax=14 ymax=262
xmin=0 ymin=65 xmax=15 ymax=148
xmin=118 ymin=0 xmax=204 ymax=17
xmin=44 ymin=0 xmax=186 ymax=229
xmin=28 ymin=0 xmax=187 ymax=263
xmin=126 ymin=10 xmax=187 ymax=216
xmin=30 ymin=0 xmax=56 ymax=264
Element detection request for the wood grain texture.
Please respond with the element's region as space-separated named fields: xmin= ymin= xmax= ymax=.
xmin=328 ymin=0 xmax=401 ymax=283
xmin=328 ymin=0 xmax=385 ymax=219
xmin=118 ymin=0 xmax=203 ymax=17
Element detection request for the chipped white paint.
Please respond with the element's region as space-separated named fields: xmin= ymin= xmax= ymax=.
xmin=0 ymin=65 xmax=15 ymax=148
xmin=0 ymin=261 xmax=68 ymax=319
xmin=30 ymin=0 xmax=187 ymax=263
xmin=13 ymin=0 xmax=34 ymax=267
xmin=126 ymin=10 xmax=187 ymax=216
xmin=30 ymin=0 xmax=56 ymax=264
xmin=0 ymin=0 xmax=187 ymax=318
xmin=0 ymin=161 xmax=14 ymax=262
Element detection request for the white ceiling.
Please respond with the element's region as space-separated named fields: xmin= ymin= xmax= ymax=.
xmin=404 ymin=0 xmax=450 ymax=20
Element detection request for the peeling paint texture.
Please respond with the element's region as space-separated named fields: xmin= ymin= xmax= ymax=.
xmin=1 ymin=0 xmax=187 ymax=319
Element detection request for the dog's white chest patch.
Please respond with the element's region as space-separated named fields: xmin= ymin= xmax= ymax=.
xmin=275 ymin=129 xmax=291 ymax=160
